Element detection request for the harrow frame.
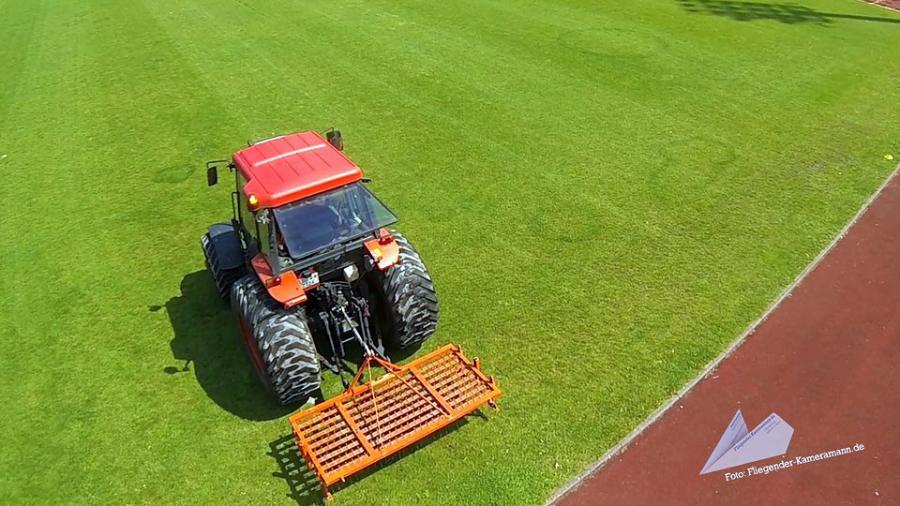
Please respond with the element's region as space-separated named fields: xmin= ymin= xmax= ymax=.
xmin=289 ymin=344 xmax=501 ymax=500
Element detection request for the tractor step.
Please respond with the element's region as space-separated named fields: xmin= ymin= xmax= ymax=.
xmin=288 ymin=344 xmax=501 ymax=499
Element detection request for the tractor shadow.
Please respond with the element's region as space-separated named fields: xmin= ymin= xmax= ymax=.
xmin=160 ymin=270 xmax=425 ymax=421
xmin=675 ymin=0 xmax=900 ymax=25
xmin=269 ymin=414 xmax=482 ymax=505
xmin=161 ymin=270 xmax=295 ymax=421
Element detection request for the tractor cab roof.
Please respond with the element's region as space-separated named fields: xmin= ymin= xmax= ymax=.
xmin=232 ymin=131 xmax=363 ymax=209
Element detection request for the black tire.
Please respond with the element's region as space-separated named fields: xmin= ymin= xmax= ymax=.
xmin=202 ymin=225 xmax=246 ymax=300
xmin=230 ymin=275 xmax=321 ymax=405
xmin=372 ymin=231 xmax=439 ymax=350
xmin=230 ymin=275 xmax=280 ymax=329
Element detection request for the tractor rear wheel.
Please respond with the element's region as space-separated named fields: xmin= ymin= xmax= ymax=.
xmin=230 ymin=275 xmax=321 ymax=405
xmin=371 ymin=231 xmax=439 ymax=351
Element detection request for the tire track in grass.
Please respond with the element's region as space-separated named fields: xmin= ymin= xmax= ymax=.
xmin=66 ymin=7 xmax=270 ymax=499
xmin=144 ymin=0 xmax=328 ymax=132
xmin=0 ymin=2 xmax=262 ymax=502
xmin=0 ymin=1 xmax=45 ymax=129
xmin=0 ymin=0 xmax=101 ymax=364
xmin=0 ymin=2 xmax=121 ymax=502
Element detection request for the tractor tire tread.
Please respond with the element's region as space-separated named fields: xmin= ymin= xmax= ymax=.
xmin=230 ymin=275 xmax=320 ymax=405
xmin=202 ymin=232 xmax=244 ymax=300
xmin=378 ymin=231 xmax=440 ymax=350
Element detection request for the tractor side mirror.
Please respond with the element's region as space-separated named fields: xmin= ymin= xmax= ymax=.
xmin=326 ymin=129 xmax=344 ymax=151
xmin=207 ymin=166 xmax=218 ymax=186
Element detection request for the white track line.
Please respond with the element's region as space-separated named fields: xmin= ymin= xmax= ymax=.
xmin=546 ymin=162 xmax=900 ymax=505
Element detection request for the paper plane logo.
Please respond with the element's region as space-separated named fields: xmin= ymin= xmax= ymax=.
xmin=700 ymin=410 xmax=794 ymax=475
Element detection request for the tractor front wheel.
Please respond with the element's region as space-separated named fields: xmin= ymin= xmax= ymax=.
xmin=202 ymin=224 xmax=246 ymax=301
xmin=230 ymin=275 xmax=321 ymax=405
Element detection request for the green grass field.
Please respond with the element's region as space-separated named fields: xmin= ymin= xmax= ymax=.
xmin=2 ymin=0 xmax=899 ymax=504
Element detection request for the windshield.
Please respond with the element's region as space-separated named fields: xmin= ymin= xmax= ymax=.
xmin=272 ymin=183 xmax=398 ymax=260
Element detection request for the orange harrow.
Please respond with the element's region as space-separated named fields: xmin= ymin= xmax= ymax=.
xmin=289 ymin=344 xmax=501 ymax=499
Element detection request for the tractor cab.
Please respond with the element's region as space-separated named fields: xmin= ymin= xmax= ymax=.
xmin=207 ymin=132 xmax=404 ymax=298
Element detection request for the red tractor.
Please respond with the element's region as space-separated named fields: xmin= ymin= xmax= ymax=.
xmin=203 ymin=130 xmax=438 ymax=404
xmin=203 ymin=130 xmax=500 ymax=498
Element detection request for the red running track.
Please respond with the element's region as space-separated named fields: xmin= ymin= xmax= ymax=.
xmin=554 ymin=171 xmax=900 ymax=505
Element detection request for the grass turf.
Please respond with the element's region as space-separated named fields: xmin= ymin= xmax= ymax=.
xmin=1 ymin=0 xmax=899 ymax=504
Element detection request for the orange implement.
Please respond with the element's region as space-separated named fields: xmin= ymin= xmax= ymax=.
xmin=289 ymin=344 xmax=501 ymax=500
